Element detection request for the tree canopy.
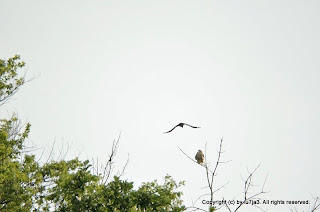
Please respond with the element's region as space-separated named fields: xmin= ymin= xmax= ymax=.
xmin=0 ymin=55 xmax=25 ymax=106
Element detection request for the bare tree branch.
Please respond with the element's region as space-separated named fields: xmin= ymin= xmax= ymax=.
xmin=45 ymin=139 xmax=56 ymax=164
xmin=101 ymin=134 xmax=120 ymax=184
xmin=311 ymin=196 xmax=320 ymax=212
xmin=233 ymin=164 xmax=268 ymax=212
xmin=209 ymin=138 xmax=222 ymax=205
xmin=185 ymin=206 xmax=208 ymax=212
xmin=177 ymin=146 xmax=214 ymax=174
xmin=177 ymin=146 xmax=201 ymax=166
xmin=117 ymin=153 xmax=129 ymax=178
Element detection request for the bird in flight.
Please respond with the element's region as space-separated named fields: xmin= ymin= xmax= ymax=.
xmin=195 ymin=150 xmax=205 ymax=164
xmin=163 ymin=123 xmax=200 ymax=134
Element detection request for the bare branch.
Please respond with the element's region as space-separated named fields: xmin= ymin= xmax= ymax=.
xmin=206 ymin=137 xmax=229 ymax=209
xmin=222 ymin=197 xmax=232 ymax=212
xmin=177 ymin=146 xmax=200 ymax=165
xmin=233 ymin=164 xmax=267 ymax=212
xmin=204 ymin=142 xmax=212 ymax=202
xmin=213 ymin=181 xmax=229 ymax=194
xmin=100 ymin=133 xmax=121 ymax=185
xmin=117 ymin=153 xmax=129 ymax=178
xmin=45 ymin=139 xmax=56 ymax=164
xmin=311 ymin=196 xmax=320 ymax=212
xmin=177 ymin=146 xmax=213 ymax=173
xmin=185 ymin=206 xmax=208 ymax=212
xmin=211 ymin=137 xmax=224 ymax=188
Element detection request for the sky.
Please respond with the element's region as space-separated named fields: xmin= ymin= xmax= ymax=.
xmin=1 ymin=0 xmax=320 ymax=211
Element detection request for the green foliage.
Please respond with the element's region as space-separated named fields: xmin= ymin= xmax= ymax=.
xmin=209 ymin=206 xmax=216 ymax=212
xmin=0 ymin=116 xmax=36 ymax=212
xmin=0 ymin=55 xmax=25 ymax=105
xmin=33 ymin=158 xmax=101 ymax=211
xmin=0 ymin=54 xmax=186 ymax=211
xmin=34 ymin=169 xmax=185 ymax=212
xmin=101 ymin=176 xmax=134 ymax=211
xmin=132 ymin=175 xmax=185 ymax=212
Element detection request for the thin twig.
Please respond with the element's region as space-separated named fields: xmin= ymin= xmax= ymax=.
xmin=118 ymin=153 xmax=129 ymax=178
xmin=311 ymin=197 xmax=320 ymax=212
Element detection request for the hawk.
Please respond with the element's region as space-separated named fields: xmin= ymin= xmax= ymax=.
xmin=163 ymin=123 xmax=200 ymax=134
xmin=195 ymin=150 xmax=204 ymax=164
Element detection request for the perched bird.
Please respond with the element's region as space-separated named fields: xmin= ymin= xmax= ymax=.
xmin=195 ymin=150 xmax=205 ymax=164
xmin=163 ymin=123 xmax=200 ymax=134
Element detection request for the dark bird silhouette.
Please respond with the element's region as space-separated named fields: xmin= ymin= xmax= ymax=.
xmin=163 ymin=123 xmax=200 ymax=134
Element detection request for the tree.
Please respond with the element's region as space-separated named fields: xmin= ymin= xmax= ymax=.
xmin=0 ymin=55 xmax=186 ymax=212
xmin=0 ymin=55 xmax=26 ymax=106
xmin=0 ymin=115 xmax=39 ymax=211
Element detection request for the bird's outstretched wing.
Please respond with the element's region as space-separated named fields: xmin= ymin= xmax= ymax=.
xmin=163 ymin=124 xmax=180 ymax=134
xmin=163 ymin=123 xmax=200 ymax=134
xmin=183 ymin=123 xmax=200 ymax=128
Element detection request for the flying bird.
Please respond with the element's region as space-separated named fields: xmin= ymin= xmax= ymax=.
xmin=195 ymin=150 xmax=205 ymax=164
xmin=163 ymin=123 xmax=200 ymax=134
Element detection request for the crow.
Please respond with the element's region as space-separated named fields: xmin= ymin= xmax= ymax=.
xmin=163 ymin=123 xmax=200 ymax=134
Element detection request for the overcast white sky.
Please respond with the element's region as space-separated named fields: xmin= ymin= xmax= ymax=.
xmin=1 ymin=1 xmax=320 ymax=211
